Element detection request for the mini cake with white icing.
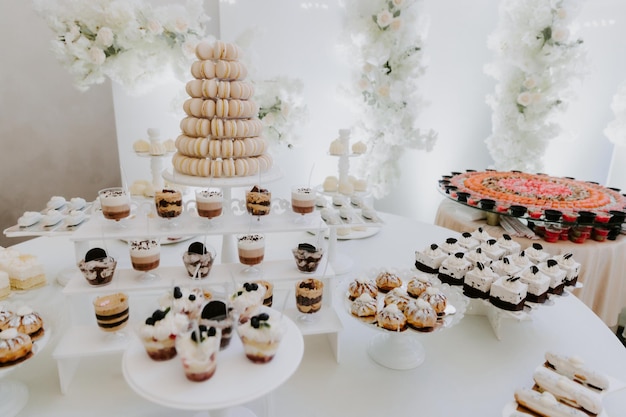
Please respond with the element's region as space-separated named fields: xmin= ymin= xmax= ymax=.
xmin=480 ymin=239 xmax=505 ymax=261
xmin=439 ymin=237 xmax=463 ymax=255
xmin=519 ymin=265 xmax=550 ymax=303
xmin=491 ymin=256 xmax=523 ymax=278
xmin=489 ymin=276 xmax=527 ymax=311
xmin=463 ymin=262 xmax=498 ymax=299
xmin=525 ymin=243 xmax=550 ymax=264
xmin=438 ymin=252 xmax=471 ymax=286
xmin=496 ymin=234 xmax=521 ymax=256
xmin=470 ymin=227 xmax=493 ymax=243
xmin=464 ymin=247 xmax=492 ymax=267
xmin=457 ymin=232 xmax=480 ymax=251
xmin=415 ymin=243 xmax=448 ymax=274
xmin=555 ymin=253 xmax=581 ymax=287
xmin=539 ymin=259 xmax=567 ymax=295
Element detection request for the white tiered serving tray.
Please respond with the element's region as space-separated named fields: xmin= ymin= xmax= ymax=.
xmin=122 ymin=314 xmax=303 ymax=415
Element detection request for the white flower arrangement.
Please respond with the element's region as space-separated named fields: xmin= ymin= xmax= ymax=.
xmin=484 ymin=0 xmax=587 ymax=172
xmin=604 ymin=81 xmax=626 ymax=146
xmin=340 ymin=0 xmax=436 ymax=198
xmin=33 ymin=0 xmax=210 ymax=95
xmin=254 ymin=77 xmax=309 ymax=149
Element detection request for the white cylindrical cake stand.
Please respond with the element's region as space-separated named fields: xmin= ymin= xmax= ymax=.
xmin=162 ymin=167 xmax=283 ymax=264
xmin=122 ymin=314 xmax=303 ymax=416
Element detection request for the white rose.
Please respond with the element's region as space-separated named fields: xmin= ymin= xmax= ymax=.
xmin=390 ymin=18 xmax=402 ymax=31
xmin=66 ymin=25 xmax=80 ymax=44
xmin=357 ymin=78 xmax=370 ymax=91
xmin=363 ymin=63 xmax=374 ymax=73
xmin=552 ymin=27 xmax=569 ymax=43
xmin=263 ymin=112 xmax=276 ymax=126
xmin=556 ymin=8 xmax=568 ymax=20
xmin=392 ymin=0 xmax=405 ymax=8
xmin=531 ymin=93 xmax=543 ymax=104
xmin=147 ymin=19 xmax=163 ymax=35
xmin=376 ymin=10 xmax=393 ymax=28
xmin=517 ymin=92 xmax=532 ymax=107
xmin=88 ymin=46 xmax=106 ymax=65
xmin=523 ymin=77 xmax=537 ymax=89
xmin=175 ymin=18 xmax=189 ymax=33
xmin=377 ymin=84 xmax=390 ymax=98
xmin=96 ymin=27 xmax=114 ymax=48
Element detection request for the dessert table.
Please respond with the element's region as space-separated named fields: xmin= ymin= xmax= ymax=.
xmin=435 ymin=198 xmax=626 ymax=327
xmin=6 ymin=212 xmax=626 ymax=417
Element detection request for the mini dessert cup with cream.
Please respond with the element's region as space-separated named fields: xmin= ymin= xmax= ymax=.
xmin=237 ymin=234 xmax=265 ymax=276
xmin=129 ymin=239 xmax=161 ymax=281
xmin=194 ymin=188 xmax=223 ymax=220
xmin=291 ymin=186 xmax=316 ymax=215
xmin=98 ymin=187 xmax=132 ymax=221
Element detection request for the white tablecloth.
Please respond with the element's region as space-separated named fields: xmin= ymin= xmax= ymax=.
xmin=435 ymin=198 xmax=626 ymax=327
xmin=7 ymin=212 xmax=626 ymax=417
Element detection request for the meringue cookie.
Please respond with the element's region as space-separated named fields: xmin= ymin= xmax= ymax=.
xmin=18 ymin=211 xmax=43 ymax=227
xmin=42 ymin=209 xmax=63 ymax=226
xmin=65 ymin=210 xmax=86 ymax=226
xmin=69 ymin=197 xmax=87 ymax=211
xmin=46 ymin=196 xmax=66 ymax=210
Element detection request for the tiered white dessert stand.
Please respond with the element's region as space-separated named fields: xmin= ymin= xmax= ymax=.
xmin=47 ymin=164 xmax=386 ymax=396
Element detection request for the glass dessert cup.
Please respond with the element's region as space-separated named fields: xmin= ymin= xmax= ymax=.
xmin=237 ymin=234 xmax=265 ymax=277
xmin=98 ymin=187 xmax=132 ymax=229
xmin=154 ymin=188 xmax=183 ymax=229
xmin=193 ymin=188 xmax=224 ymax=228
xmin=182 ymin=241 xmax=216 ymax=280
xmin=129 ymin=239 xmax=161 ymax=282
xmin=93 ymin=292 xmax=129 ymax=341
xmin=246 ymin=186 xmax=271 ymax=222
xmin=291 ymin=186 xmax=316 ymax=224
xmin=295 ymin=278 xmax=324 ymax=323
xmin=292 ymin=243 xmax=323 ymax=274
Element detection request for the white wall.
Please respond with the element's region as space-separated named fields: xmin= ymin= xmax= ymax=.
xmin=3 ymin=0 xmax=626 ymax=248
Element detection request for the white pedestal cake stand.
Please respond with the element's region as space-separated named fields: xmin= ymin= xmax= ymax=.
xmin=122 ymin=315 xmax=303 ymax=417
xmin=0 ymin=328 xmax=50 ymax=417
xmin=339 ymin=269 xmax=467 ymax=371
xmin=162 ymin=167 xmax=283 ymax=264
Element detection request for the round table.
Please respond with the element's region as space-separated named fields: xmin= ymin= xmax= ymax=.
xmin=6 ymin=212 xmax=626 ymax=417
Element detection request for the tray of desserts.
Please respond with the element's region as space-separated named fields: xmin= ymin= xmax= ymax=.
xmin=414 ymin=227 xmax=583 ymax=318
xmin=343 ymin=268 xmax=467 ymax=334
xmin=121 ymin=284 xmax=304 ymax=411
xmin=439 ymin=170 xmax=626 ymax=243
xmin=4 ymin=196 xmax=93 ymax=237
xmin=502 ymin=351 xmax=626 ymax=417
